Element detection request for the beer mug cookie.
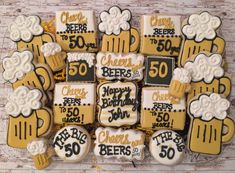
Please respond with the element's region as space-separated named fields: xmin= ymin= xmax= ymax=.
xmin=149 ymin=130 xmax=185 ymax=165
xmin=179 ymin=11 xmax=225 ymax=66
xmin=94 ymin=127 xmax=145 ymax=160
xmin=188 ymin=93 xmax=235 ymax=155
xmin=5 ymin=86 xmax=53 ymax=149
xmin=66 ymin=53 xmax=95 ymax=82
xmin=169 ymin=68 xmax=191 ymax=99
xmin=53 ymin=82 xmax=96 ymax=125
xmin=56 ymin=10 xmax=98 ymax=52
xmin=184 ymin=52 xmax=231 ymax=101
xmin=99 ymin=6 xmax=139 ymax=53
xmin=9 ymin=15 xmax=55 ymax=64
xmin=53 ymin=125 xmax=91 ymax=162
xmin=96 ymin=52 xmax=144 ymax=81
xmin=97 ymin=81 xmax=138 ymax=127
xmin=140 ymin=14 xmax=182 ymax=56
xmin=141 ymin=87 xmax=186 ymax=130
xmin=27 ymin=138 xmax=55 ymax=170
xmin=41 ymin=42 xmax=67 ymax=72
xmin=2 ymin=50 xmax=55 ymax=100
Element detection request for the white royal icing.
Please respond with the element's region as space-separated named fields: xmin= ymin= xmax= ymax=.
xmin=96 ymin=52 xmax=145 ymax=81
xmin=142 ymin=15 xmax=181 ymax=35
xmin=172 ymin=68 xmax=191 ymax=83
xmin=99 ymin=6 xmax=131 ymax=35
xmin=189 ymin=93 xmax=230 ymax=121
xmin=41 ymin=42 xmax=62 ymax=57
xmin=184 ymin=53 xmax=224 ymax=83
xmin=9 ymin=15 xmax=44 ymax=42
xmin=67 ymin=53 xmax=95 ymax=68
xmin=94 ymin=127 xmax=145 ymax=160
xmin=56 ymin=10 xmax=96 ymax=32
xmin=98 ymin=81 xmax=138 ymax=127
xmin=182 ymin=12 xmax=221 ymax=42
xmin=27 ymin=139 xmax=47 ymax=156
xmin=149 ymin=130 xmax=185 ymax=165
xmin=2 ymin=50 xmax=34 ymax=83
xmin=142 ymin=87 xmax=186 ymax=110
xmin=5 ymin=86 xmax=42 ymax=117
xmin=53 ymin=125 xmax=91 ymax=162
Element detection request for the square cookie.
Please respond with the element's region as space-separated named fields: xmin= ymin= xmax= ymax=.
xmin=53 ymin=82 xmax=96 ymax=125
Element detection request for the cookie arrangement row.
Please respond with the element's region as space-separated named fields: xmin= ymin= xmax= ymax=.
xmin=2 ymin=5 xmax=234 ymax=170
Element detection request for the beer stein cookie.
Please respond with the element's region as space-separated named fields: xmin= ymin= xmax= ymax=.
xmin=169 ymin=68 xmax=191 ymax=99
xmin=41 ymin=42 xmax=67 ymax=72
xmin=184 ymin=52 xmax=231 ymax=101
xmin=56 ymin=10 xmax=98 ymax=52
xmin=27 ymin=138 xmax=55 ymax=170
xmin=179 ymin=11 xmax=225 ymax=66
xmin=2 ymin=50 xmax=55 ymax=100
xmin=5 ymin=86 xmax=53 ymax=149
xmin=140 ymin=14 xmax=182 ymax=56
xmin=188 ymin=93 xmax=235 ymax=155
xmin=94 ymin=127 xmax=145 ymax=160
xmin=99 ymin=6 xmax=139 ymax=53
xmin=53 ymin=125 xmax=91 ymax=162
xmin=9 ymin=15 xmax=55 ymax=64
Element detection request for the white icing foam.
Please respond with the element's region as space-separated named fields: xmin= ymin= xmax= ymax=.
xmin=2 ymin=50 xmax=34 ymax=83
xmin=182 ymin=12 xmax=221 ymax=42
xmin=67 ymin=53 xmax=95 ymax=67
xmin=41 ymin=42 xmax=62 ymax=57
xmin=189 ymin=93 xmax=230 ymax=121
xmin=27 ymin=139 xmax=47 ymax=156
xmin=172 ymin=68 xmax=191 ymax=83
xmin=9 ymin=15 xmax=44 ymax=42
xmin=99 ymin=6 xmax=131 ymax=35
xmin=184 ymin=53 xmax=224 ymax=83
xmin=5 ymin=86 xmax=42 ymax=117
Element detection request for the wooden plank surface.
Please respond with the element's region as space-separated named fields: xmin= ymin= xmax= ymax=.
xmin=0 ymin=0 xmax=235 ymax=172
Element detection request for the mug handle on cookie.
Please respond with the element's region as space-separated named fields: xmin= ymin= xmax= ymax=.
xmin=36 ymin=108 xmax=52 ymax=136
xmin=130 ymin=28 xmax=140 ymax=52
xmin=222 ymin=117 xmax=235 ymax=143
xmin=219 ymin=77 xmax=231 ymax=97
xmin=213 ymin=37 xmax=225 ymax=55
xmin=35 ymin=66 xmax=52 ymax=91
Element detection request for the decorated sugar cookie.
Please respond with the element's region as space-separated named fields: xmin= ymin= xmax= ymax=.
xmin=187 ymin=93 xmax=235 ymax=155
xmin=169 ymin=68 xmax=191 ymax=98
xmin=41 ymin=42 xmax=67 ymax=72
xmin=53 ymin=125 xmax=91 ymax=162
xmin=184 ymin=52 xmax=231 ymax=101
xmin=141 ymin=87 xmax=186 ymax=130
xmin=9 ymin=15 xmax=55 ymax=64
xmin=145 ymin=56 xmax=175 ymax=86
xmin=179 ymin=11 xmax=225 ymax=66
xmin=94 ymin=127 xmax=145 ymax=160
xmin=53 ymin=82 xmax=96 ymax=125
xmin=149 ymin=130 xmax=185 ymax=165
xmin=97 ymin=81 xmax=138 ymax=127
xmin=56 ymin=10 xmax=98 ymax=52
xmin=5 ymin=86 xmax=53 ymax=149
xmin=96 ymin=52 xmax=144 ymax=81
xmin=140 ymin=14 xmax=182 ymax=56
xmin=66 ymin=53 xmax=95 ymax=82
xmin=99 ymin=6 xmax=139 ymax=53
xmin=27 ymin=138 xmax=55 ymax=170
xmin=2 ymin=50 xmax=55 ymax=100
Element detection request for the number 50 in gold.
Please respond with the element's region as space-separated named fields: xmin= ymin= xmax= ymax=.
xmin=149 ymin=61 xmax=168 ymax=78
xmin=69 ymin=62 xmax=88 ymax=76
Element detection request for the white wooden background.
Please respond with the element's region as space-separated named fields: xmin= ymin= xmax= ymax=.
xmin=1 ymin=0 xmax=235 ymax=172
